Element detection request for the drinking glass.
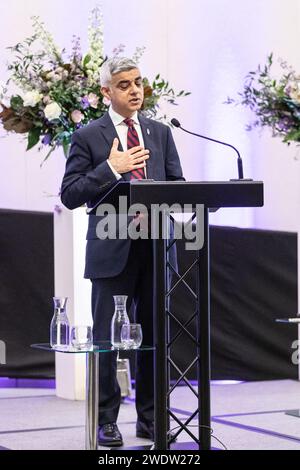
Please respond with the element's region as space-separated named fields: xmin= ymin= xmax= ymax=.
xmin=70 ymin=325 xmax=93 ymax=351
xmin=121 ymin=323 xmax=143 ymax=349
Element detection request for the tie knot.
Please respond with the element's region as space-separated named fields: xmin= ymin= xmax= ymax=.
xmin=124 ymin=118 xmax=135 ymax=128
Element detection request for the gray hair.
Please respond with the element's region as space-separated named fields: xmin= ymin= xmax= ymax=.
xmin=100 ymin=57 xmax=139 ymax=87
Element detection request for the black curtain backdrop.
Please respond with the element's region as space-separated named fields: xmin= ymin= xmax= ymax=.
xmin=0 ymin=209 xmax=54 ymax=378
xmin=0 ymin=209 xmax=297 ymax=381
xmin=171 ymin=226 xmax=298 ymax=381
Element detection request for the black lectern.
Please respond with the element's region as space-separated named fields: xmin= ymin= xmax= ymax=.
xmin=88 ymin=179 xmax=264 ymax=450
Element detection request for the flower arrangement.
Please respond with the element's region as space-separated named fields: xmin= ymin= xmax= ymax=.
xmin=0 ymin=7 xmax=190 ymax=162
xmin=226 ymin=53 xmax=300 ymax=145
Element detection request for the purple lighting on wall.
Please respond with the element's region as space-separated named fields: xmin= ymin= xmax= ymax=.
xmin=0 ymin=378 xmax=55 ymax=389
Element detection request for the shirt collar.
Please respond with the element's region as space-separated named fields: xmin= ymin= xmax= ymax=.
xmin=109 ymin=107 xmax=140 ymax=126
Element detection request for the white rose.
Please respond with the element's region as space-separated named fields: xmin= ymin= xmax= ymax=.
xmin=23 ymin=90 xmax=43 ymax=107
xmin=290 ymin=85 xmax=300 ymax=103
xmin=285 ymin=81 xmax=300 ymax=103
xmin=52 ymin=74 xmax=62 ymax=83
xmin=46 ymin=71 xmax=55 ymax=80
xmin=44 ymin=102 xmax=62 ymax=120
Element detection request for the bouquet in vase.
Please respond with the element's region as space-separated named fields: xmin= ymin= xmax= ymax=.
xmin=0 ymin=7 xmax=190 ymax=163
xmin=226 ymin=53 xmax=300 ymax=146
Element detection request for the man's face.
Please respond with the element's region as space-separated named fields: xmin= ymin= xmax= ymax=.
xmin=101 ymin=68 xmax=144 ymax=118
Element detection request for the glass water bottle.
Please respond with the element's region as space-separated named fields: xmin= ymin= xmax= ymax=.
xmin=50 ymin=297 xmax=70 ymax=349
xmin=111 ymin=295 xmax=130 ymax=348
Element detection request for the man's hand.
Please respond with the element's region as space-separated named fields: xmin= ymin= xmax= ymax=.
xmin=108 ymin=138 xmax=150 ymax=174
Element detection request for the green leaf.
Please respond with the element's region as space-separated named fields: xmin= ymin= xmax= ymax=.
xmin=283 ymin=129 xmax=300 ymax=142
xmin=268 ymin=53 xmax=273 ymax=65
xmin=62 ymin=139 xmax=70 ymax=158
xmin=27 ymin=127 xmax=41 ymax=151
xmin=10 ymin=95 xmax=23 ymax=110
xmin=33 ymin=121 xmax=43 ymax=128
xmin=40 ymin=145 xmax=56 ymax=167
xmin=83 ymin=54 xmax=91 ymax=68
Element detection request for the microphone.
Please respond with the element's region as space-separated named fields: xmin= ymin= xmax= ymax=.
xmin=171 ymin=118 xmax=246 ymax=180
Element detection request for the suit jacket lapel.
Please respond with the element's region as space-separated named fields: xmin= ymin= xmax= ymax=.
xmin=98 ymin=112 xmax=132 ymax=180
xmin=98 ymin=112 xmax=156 ymax=181
xmin=138 ymin=114 xmax=155 ymax=179
xmin=98 ymin=112 xmax=124 ymax=152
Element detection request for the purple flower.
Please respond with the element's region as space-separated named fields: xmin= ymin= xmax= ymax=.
xmin=54 ymin=204 xmax=62 ymax=214
xmin=112 ymin=44 xmax=125 ymax=56
xmin=70 ymin=35 xmax=82 ymax=63
xmin=42 ymin=134 xmax=52 ymax=145
xmin=81 ymin=96 xmax=90 ymax=109
xmin=277 ymin=117 xmax=292 ymax=132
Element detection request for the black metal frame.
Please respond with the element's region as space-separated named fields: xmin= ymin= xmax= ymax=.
xmin=86 ymin=179 xmax=264 ymax=450
xmin=153 ymin=208 xmax=211 ymax=450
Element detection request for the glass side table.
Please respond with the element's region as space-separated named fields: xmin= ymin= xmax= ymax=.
xmin=31 ymin=342 xmax=154 ymax=450
xmin=275 ymin=316 xmax=300 ymax=418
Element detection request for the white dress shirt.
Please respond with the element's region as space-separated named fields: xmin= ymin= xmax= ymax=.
xmin=106 ymin=107 xmax=147 ymax=179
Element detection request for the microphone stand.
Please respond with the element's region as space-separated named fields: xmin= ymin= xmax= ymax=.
xmin=171 ymin=119 xmax=253 ymax=181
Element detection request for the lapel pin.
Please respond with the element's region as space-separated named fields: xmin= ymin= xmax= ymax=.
xmin=147 ymin=128 xmax=150 ymax=135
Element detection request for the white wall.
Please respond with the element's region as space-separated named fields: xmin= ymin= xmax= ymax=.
xmin=1 ymin=0 xmax=299 ymax=229
xmin=0 ymin=0 xmax=299 ymax=327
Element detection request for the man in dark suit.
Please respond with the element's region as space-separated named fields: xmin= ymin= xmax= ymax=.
xmin=61 ymin=57 xmax=184 ymax=447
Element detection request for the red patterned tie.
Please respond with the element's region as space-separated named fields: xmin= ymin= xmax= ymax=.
xmin=124 ymin=118 xmax=145 ymax=180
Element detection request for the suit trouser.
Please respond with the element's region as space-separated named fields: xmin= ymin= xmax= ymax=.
xmin=91 ymin=238 xmax=154 ymax=426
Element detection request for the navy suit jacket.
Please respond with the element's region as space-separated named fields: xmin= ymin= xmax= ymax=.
xmin=61 ymin=112 xmax=184 ymax=279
